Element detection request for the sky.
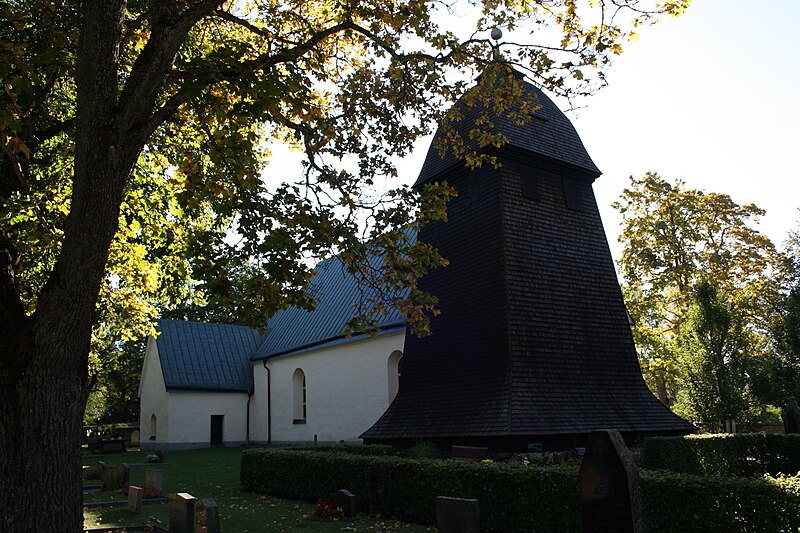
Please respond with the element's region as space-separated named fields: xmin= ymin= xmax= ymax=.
xmin=270 ymin=1 xmax=800 ymax=262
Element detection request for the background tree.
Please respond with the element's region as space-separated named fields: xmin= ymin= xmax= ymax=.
xmin=752 ymin=220 xmax=800 ymax=408
xmin=614 ymin=172 xmax=782 ymax=406
xmin=673 ymin=279 xmax=755 ymax=432
xmin=0 ymin=0 xmax=690 ymax=529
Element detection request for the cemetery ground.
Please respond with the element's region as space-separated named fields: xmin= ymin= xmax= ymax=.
xmin=82 ymin=447 xmax=433 ymax=532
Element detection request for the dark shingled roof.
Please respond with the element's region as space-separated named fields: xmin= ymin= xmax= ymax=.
xmin=155 ymin=319 xmax=261 ymax=392
xmin=362 ymin=72 xmax=693 ymax=446
xmin=254 ymin=253 xmax=407 ymax=360
xmin=415 ymin=70 xmax=600 ymax=187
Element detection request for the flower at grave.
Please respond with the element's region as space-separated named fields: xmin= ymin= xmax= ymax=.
xmin=143 ymin=483 xmax=163 ymax=499
xmin=480 ymin=459 xmax=493 ymax=464
xmin=314 ymin=498 xmax=344 ymax=520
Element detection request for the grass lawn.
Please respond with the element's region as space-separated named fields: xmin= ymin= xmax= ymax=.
xmin=82 ymin=447 xmax=433 ymax=532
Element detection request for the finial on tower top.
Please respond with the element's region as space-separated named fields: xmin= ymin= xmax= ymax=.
xmin=490 ymin=28 xmax=503 ymax=61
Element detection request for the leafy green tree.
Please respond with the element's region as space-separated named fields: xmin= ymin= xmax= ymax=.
xmin=673 ymin=280 xmax=755 ymax=432
xmin=753 ymin=221 xmax=800 ymax=408
xmin=0 ymin=0 xmax=690 ymax=529
xmin=614 ymin=172 xmax=782 ymax=405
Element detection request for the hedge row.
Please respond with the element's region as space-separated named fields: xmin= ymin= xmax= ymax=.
xmin=642 ymin=470 xmax=800 ymax=532
xmin=241 ymin=448 xmax=579 ymax=532
xmin=240 ymin=448 xmax=800 ymax=532
xmin=643 ymin=433 xmax=800 ymax=476
xmin=278 ymin=444 xmax=395 ymax=456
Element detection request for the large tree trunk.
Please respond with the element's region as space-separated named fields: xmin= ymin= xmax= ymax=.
xmin=0 ymin=153 xmax=129 ymax=532
xmin=0 ymin=1 xmax=222 ymax=529
xmin=0 ymin=338 xmax=88 ymax=532
xmin=0 ymin=2 xmax=128 ymax=528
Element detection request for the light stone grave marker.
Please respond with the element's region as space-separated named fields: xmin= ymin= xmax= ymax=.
xmin=146 ymin=469 xmax=163 ymax=493
xmin=169 ymin=492 xmax=197 ymax=533
xmin=127 ymin=485 xmax=143 ymax=513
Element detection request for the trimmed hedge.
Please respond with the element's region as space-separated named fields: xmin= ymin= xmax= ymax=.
xmin=278 ymin=444 xmax=395 ymax=456
xmin=241 ymin=448 xmax=579 ymax=532
xmin=641 ymin=470 xmax=800 ymax=532
xmin=240 ymin=448 xmax=800 ymax=532
xmin=644 ymin=433 xmax=800 ymax=476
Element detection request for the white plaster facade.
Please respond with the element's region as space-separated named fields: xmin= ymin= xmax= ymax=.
xmin=250 ymin=329 xmax=405 ymax=445
xmin=139 ymin=329 xmax=405 ymax=449
xmin=138 ymin=338 xmax=251 ymax=450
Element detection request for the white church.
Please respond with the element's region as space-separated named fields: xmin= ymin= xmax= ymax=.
xmin=138 ymin=253 xmax=407 ymax=450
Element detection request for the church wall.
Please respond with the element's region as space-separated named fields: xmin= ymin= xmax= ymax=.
xmin=250 ymin=330 xmax=405 ymax=444
xmin=163 ymin=391 xmax=250 ymax=450
xmin=139 ymin=338 xmax=170 ymax=451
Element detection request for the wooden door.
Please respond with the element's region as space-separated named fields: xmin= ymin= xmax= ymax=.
xmin=210 ymin=415 xmax=224 ymax=447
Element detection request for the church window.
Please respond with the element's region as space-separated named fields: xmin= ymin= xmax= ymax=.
xmin=388 ymin=351 xmax=403 ymax=402
xmin=149 ymin=414 xmax=157 ymax=441
xmin=293 ymin=368 xmax=307 ymax=424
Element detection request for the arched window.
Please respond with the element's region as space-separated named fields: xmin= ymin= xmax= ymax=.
xmin=292 ymin=368 xmax=307 ymax=423
xmin=149 ymin=414 xmax=157 ymax=441
xmin=388 ymin=351 xmax=403 ymax=402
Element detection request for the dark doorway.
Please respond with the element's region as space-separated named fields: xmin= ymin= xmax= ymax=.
xmin=210 ymin=415 xmax=224 ymax=447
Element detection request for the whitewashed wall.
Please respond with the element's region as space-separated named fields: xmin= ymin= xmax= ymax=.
xmin=138 ymin=338 xmax=169 ymax=450
xmin=250 ymin=330 xmax=405 ymax=444
xmin=166 ymin=391 xmax=250 ymax=449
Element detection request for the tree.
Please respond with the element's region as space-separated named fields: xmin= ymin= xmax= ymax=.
xmin=0 ymin=1 xmax=690 ymax=529
xmin=614 ymin=173 xmax=782 ymax=405
xmin=753 ymin=220 xmax=800 ymax=407
xmin=673 ymin=279 xmax=753 ymax=432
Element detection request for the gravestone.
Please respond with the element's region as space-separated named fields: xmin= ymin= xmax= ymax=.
xmin=130 ymin=429 xmax=141 ymax=447
xmin=146 ymin=469 xmax=163 ymax=494
xmin=127 ymin=485 xmax=143 ymax=513
xmin=117 ymin=463 xmax=130 ymax=485
xmin=196 ymin=498 xmax=221 ymax=533
xmin=435 ymin=496 xmax=480 ymax=533
xmin=328 ymin=489 xmax=357 ymax=518
xmin=580 ymin=429 xmax=643 ymax=533
xmin=97 ymin=461 xmax=107 ymax=478
xmin=782 ymin=398 xmax=800 ymax=434
xmin=169 ymin=492 xmax=197 ymax=533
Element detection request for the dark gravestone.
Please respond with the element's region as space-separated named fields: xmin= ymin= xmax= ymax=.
xmin=782 ymin=398 xmax=800 ymax=434
xmin=195 ymin=498 xmax=221 ymax=533
xmin=117 ymin=463 xmax=130 ymax=486
xmin=580 ymin=430 xmax=643 ymax=533
xmin=127 ymin=485 xmax=143 ymax=513
xmin=436 ymin=496 xmax=480 ymax=533
xmin=97 ymin=461 xmax=107 ymax=478
xmin=328 ymin=489 xmax=357 ymax=518
xmin=169 ymin=492 xmax=197 ymax=533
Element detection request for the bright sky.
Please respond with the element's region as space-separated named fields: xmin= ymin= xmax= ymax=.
xmin=269 ymin=2 xmax=800 ymax=262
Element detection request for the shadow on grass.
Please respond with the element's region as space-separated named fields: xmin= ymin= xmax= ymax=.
xmin=83 ymin=447 xmax=433 ymax=532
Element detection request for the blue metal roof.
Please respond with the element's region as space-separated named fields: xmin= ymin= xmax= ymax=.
xmin=155 ymin=319 xmax=261 ymax=392
xmin=253 ymin=250 xmax=409 ymax=360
